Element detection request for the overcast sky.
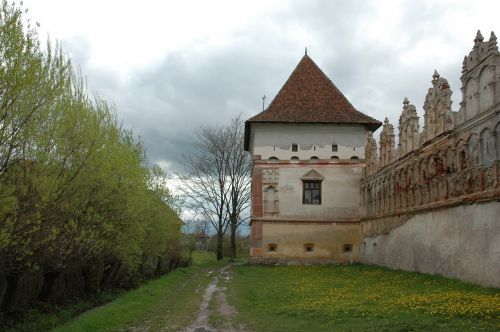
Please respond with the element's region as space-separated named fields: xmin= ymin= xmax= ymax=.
xmin=22 ymin=0 xmax=499 ymax=172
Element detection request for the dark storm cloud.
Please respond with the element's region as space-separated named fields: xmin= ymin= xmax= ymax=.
xmin=62 ymin=0 xmax=490 ymax=172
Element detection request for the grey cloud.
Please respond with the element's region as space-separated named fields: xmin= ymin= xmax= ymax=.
xmin=65 ymin=0 xmax=491 ymax=172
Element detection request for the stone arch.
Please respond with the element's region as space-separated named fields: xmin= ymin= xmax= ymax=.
xmin=478 ymin=65 xmax=494 ymax=112
xmin=456 ymin=139 xmax=467 ymax=170
xmin=400 ymin=167 xmax=407 ymax=208
xmin=436 ymin=150 xmax=448 ymax=200
xmin=411 ymin=161 xmax=421 ymax=205
xmin=446 ymin=143 xmax=456 ymax=173
xmin=495 ymin=122 xmax=500 ymax=160
xmin=480 ymin=127 xmax=492 ymax=164
xmin=382 ymin=174 xmax=390 ymax=212
xmin=467 ymin=133 xmax=480 ymax=165
xmin=373 ymin=178 xmax=380 ymax=214
xmin=367 ymin=183 xmax=373 ymax=214
xmin=465 ymin=77 xmax=478 ymax=120
xmin=394 ymin=170 xmax=402 ymax=210
xmin=420 ymin=158 xmax=429 ymax=204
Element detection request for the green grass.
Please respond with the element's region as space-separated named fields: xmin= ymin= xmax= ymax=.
xmin=52 ymin=251 xmax=223 ymax=332
xmin=1 ymin=290 xmax=124 ymax=332
xmin=230 ymin=264 xmax=500 ymax=331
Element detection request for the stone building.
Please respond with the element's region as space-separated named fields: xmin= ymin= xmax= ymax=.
xmin=244 ymin=53 xmax=381 ymax=263
xmin=245 ymin=31 xmax=500 ymax=288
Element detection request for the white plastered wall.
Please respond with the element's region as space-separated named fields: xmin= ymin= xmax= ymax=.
xmin=250 ymin=123 xmax=368 ymax=160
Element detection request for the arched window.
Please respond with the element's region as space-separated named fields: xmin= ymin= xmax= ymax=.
xmin=350 ymin=156 xmax=359 ymax=161
xmin=291 ymin=156 xmax=299 ymax=162
xmin=331 ymin=156 xmax=339 ymax=160
xmin=268 ymin=156 xmax=279 ymax=163
xmin=310 ymin=156 xmax=319 ymax=163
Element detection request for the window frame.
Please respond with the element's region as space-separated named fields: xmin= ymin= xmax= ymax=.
xmin=302 ymin=180 xmax=322 ymax=205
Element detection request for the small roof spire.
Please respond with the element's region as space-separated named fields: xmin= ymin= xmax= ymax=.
xmin=474 ymin=30 xmax=484 ymax=43
xmin=432 ymin=69 xmax=440 ymax=78
xmin=384 ymin=117 xmax=389 ymax=124
xmin=403 ymin=97 xmax=409 ymax=106
xmin=305 ymin=47 xmax=308 ymax=55
xmin=489 ymin=31 xmax=498 ymax=53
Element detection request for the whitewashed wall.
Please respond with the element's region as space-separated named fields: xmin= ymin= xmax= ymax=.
xmin=249 ymin=123 xmax=368 ymax=160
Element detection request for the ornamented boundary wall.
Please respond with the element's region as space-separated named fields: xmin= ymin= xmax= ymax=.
xmin=359 ymin=31 xmax=500 ymax=287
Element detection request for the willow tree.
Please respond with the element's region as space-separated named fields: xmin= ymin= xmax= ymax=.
xmin=0 ymin=0 xmax=182 ymax=310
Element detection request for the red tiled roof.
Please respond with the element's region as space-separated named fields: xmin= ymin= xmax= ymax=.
xmin=248 ymin=54 xmax=381 ymax=128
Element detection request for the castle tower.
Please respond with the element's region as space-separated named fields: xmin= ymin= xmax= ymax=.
xmin=244 ymin=53 xmax=381 ymax=263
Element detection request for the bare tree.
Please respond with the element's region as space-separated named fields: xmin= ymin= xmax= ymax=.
xmin=179 ymin=126 xmax=230 ymax=261
xmin=223 ymin=116 xmax=251 ymax=262
xmin=179 ymin=116 xmax=251 ymax=262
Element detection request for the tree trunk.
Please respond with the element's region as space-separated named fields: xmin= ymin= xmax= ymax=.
xmin=230 ymin=222 xmax=237 ymax=262
xmin=216 ymin=230 xmax=224 ymax=261
xmin=1 ymin=273 xmax=19 ymax=312
xmin=38 ymin=271 xmax=60 ymax=301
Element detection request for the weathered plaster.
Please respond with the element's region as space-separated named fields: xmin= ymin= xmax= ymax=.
xmin=360 ymin=201 xmax=500 ymax=287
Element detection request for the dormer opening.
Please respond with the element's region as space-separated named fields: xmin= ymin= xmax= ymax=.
xmin=292 ymin=143 xmax=298 ymax=152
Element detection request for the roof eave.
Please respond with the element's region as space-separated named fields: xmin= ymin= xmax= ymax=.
xmin=246 ymin=119 xmax=382 ymax=130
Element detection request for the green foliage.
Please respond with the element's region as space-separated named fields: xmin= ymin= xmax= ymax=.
xmin=231 ymin=265 xmax=500 ymax=331
xmin=0 ymin=0 xmax=181 ymax=312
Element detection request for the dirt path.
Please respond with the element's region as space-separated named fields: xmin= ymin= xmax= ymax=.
xmin=184 ymin=265 xmax=247 ymax=332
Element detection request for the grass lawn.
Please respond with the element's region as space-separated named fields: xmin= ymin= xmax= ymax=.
xmin=52 ymin=251 xmax=223 ymax=332
xmin=230 ymin=264 xmax=500 ymax=331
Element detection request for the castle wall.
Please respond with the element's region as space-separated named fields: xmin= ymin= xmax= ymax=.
xmin=359 ymin=31 xmax=500 ymax=287
xmin=360 ymin=201 xmax=500 ymax=287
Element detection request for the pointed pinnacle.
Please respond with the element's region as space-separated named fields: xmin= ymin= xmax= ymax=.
xmin=403 ymin=97 xmax=409 ymax=105
xmin=474 ymin=30 xmax=484 ymax=43
xmin=432 ymin=69 xmax=440 ymax=78
xmin=490 ymin=31 xmax=497 ymax=41
xmin=384 ymin=117 xmax=389 ymax=124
